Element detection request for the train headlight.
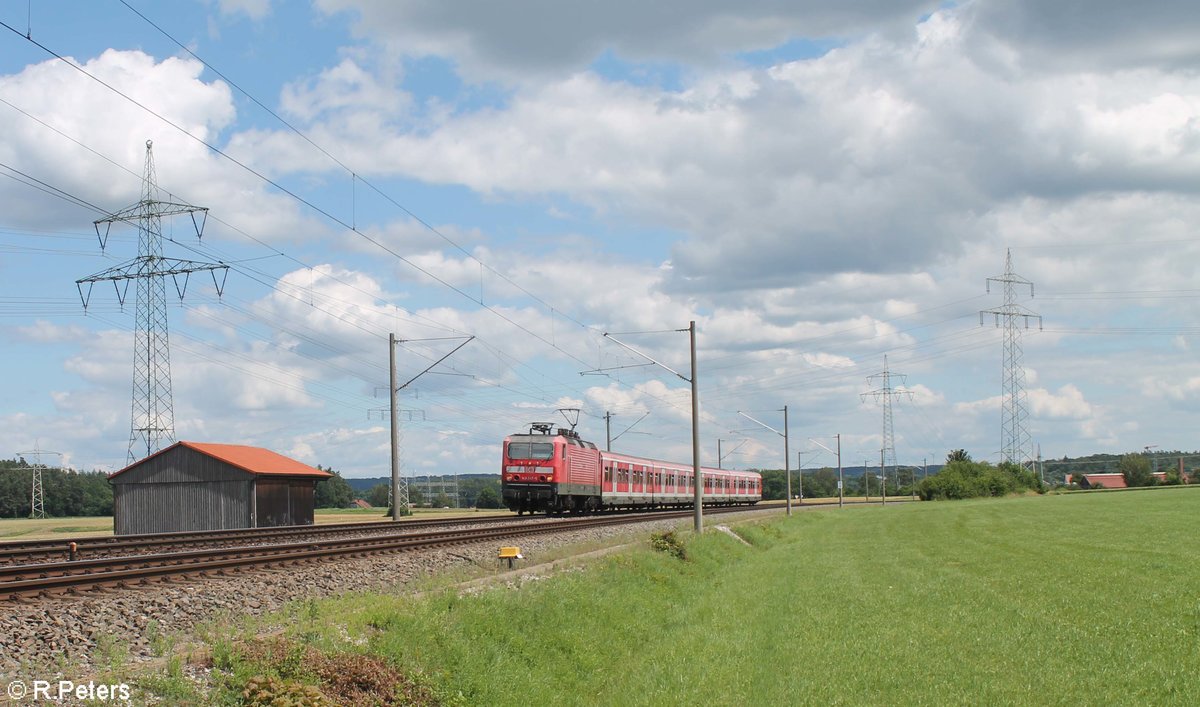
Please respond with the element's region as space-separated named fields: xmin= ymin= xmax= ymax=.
xmin=540 ymin=475 xmax=549 ymax=482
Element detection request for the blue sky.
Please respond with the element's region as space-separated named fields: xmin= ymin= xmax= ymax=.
xmin=3 ymin=0 xmax=1200 ymax=479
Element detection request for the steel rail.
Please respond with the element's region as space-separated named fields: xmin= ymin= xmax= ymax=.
xmin=0 ymin=514 xmax=527 ymax=564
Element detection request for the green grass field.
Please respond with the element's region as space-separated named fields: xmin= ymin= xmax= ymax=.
xmin=165 ymin=487 xmax=1199 ymax=705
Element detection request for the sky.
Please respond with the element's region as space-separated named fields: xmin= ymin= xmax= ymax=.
xmin=2 ymin=0 xmax=1199 ymax=479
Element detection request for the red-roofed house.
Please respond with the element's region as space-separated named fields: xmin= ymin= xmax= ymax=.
xmin=109 ymin=441 xmax=332 ymax=535
xmin=1072 ymin=472 xmax=1168 ymax=489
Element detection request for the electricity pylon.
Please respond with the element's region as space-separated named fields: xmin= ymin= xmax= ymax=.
xmin=861 ymin=355 xmax=910 ymax=487
xmin=16 ymin=444 xmax=61 ymax=519
xmin=77 ymin=141 xmax=228 ymax=463
xmin=980 ymin=249 xmax=1041 ymax=467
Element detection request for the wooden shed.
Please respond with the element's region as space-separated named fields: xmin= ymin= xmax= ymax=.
xmin=109 ymin=441 xmax=332 ymax=535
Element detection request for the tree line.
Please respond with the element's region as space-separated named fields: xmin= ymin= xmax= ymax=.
xmin=314 ymin=468 xmax=504 ymax=510
xmin=0 ymin=458 xmax=505 ymax=519
xmin=0 ymin=459 xmax=113 ymax=518
xmin=756 ymin=465 xmax=927 ymax=500
xmin=757 ymin=448 xmax=1198 ymax=503
xmin=1040 ymin=450 xmax=1200 ymax=484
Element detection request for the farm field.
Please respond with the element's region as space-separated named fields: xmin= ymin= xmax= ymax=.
xmin=0 ymin=516 xmax=114 ymax=540
xmin=172 ymin=487 xmax=1199 ymax=704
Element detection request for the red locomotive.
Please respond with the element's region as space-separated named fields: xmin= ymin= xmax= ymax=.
xmin=501 ymin=422 xmax=762 ymax=515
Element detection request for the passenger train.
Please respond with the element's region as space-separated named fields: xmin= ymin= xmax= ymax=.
xmin=501 ymin=423 xmax=762 ymax=515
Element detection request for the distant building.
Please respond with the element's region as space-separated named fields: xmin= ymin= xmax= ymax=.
xmin=1071 ymin=472 xmax=1168 ymax=490
xmin=352 ymin=498 xmax=372 ymax=509
xmin=109 ymin=441 xmax=331 ymax=535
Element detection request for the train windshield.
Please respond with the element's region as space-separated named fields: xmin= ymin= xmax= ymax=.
xmin=508 ymin=442 xmax=555 ymax=460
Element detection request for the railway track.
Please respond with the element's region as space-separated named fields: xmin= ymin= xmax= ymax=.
xmin=0 ymin=514 xmax=532 ymax=565
xmin=0 ymin=505 xmax=770 ymax=602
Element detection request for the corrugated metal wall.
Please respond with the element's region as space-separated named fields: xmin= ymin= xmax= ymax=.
xmin=111 ymin=445 xmax=318 ymax=534
xmin=113 ymin=479 xmax=252 ymax=534
xmin=289 ymin=481 xmax=315 ymax=525
xmin=254 ymin=480 xmax=317 ymax=527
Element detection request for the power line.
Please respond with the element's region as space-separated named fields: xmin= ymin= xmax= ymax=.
xmin=116 ymin=0 xmax=599 ymax=335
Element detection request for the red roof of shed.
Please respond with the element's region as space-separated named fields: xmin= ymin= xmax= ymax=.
xmin=1074 ymin=472 xmax=1169 ymax=489
xmin=110 ymin=441 xmax=332 ymax=479
xmin=1080 ymin=473 xmax=1128 ymax=489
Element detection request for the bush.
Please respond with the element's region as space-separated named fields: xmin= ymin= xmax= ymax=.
xmin=474 ymin=486 xmax=503 ymax=509
xmin=917 ymin=458 xmax=1041 ymax=501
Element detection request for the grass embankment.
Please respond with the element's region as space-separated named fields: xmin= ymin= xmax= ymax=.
xmin=140 ymin=488 xmax=1199 ymax=705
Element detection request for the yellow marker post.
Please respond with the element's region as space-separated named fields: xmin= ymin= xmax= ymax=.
xmin=498 ymin=546 xmax=522 ymax=569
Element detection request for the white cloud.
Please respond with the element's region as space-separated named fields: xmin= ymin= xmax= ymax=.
xmin=234 ymin=5 xmax=1200 ymax=300
xmin=315 ymin=0 xmax=941 ymax=83
xmin=0 ymin=49 xmax=324 ymax=244
xmin=1028 ymin=384 xmax=1092 ymax=419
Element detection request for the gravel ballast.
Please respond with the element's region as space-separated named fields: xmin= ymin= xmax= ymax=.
xmin=0 ymin=514 xmax=714 ymax=677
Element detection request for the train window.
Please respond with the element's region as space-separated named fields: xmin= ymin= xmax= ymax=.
xmin=604 ymin=467 xmax=612 ymax=483
xmin=508 ymin=442 xmax=553 ymax=460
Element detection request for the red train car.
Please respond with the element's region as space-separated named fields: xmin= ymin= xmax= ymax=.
xmin=501 ymin=423 xmax=761 ymax=515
